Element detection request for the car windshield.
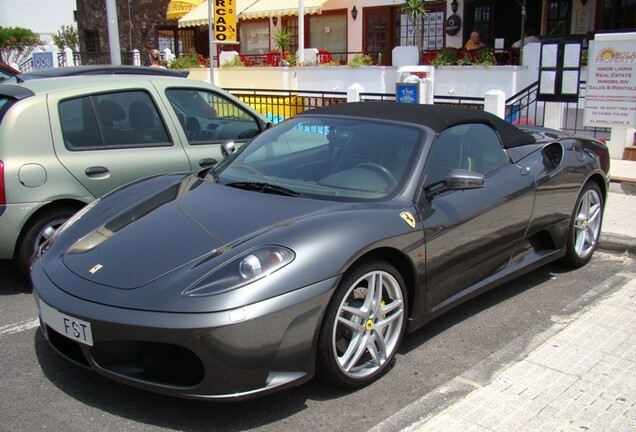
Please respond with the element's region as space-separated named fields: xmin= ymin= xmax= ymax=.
xmin=216 ymin=115 xmax=424 ymax=201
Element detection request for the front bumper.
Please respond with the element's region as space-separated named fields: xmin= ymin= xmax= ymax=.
xmin=32 ymin=260 xmax=338 ymax=400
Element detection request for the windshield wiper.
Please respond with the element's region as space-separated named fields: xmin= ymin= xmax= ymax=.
xmin=226 ymin=182 xmax=303 ymax=197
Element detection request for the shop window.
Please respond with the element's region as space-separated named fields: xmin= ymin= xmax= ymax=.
xmin=599 ymin=0 xmax=636 ymax=31
xmin=239 ymin=19 xmax=270 ymax=55
xmin=84 ymin=30 xmax=100 ymax=53
xmin=158 ymin=27 xmax=196 ymax=57
xmin=399 ymin=4 xmax=445 ymax=51
xmin=281 ymin=16 xmax=299 ymax=53
xmin=309 ymin=10 xmax=347 ymax=54
xmin=547 ymin=0 xmax=571 ymax=35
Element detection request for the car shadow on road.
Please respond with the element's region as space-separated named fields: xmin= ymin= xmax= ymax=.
xmin=33 ymin=330 xmax=354 ymax=431
xmin=0 ymin=259 xmax=31 ymax=294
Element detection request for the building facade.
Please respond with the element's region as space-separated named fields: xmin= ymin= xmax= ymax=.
xmin=72 ymin=0 xmax=634 ymax=66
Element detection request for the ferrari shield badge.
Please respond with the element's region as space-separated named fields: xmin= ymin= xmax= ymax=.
xmin=400 ymin=211 xmax=416 ymax=228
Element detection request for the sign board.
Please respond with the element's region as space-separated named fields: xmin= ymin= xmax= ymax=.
xmin=537 ymin=36 xmax=583 ymax=102
xmin=584 ymin=33 xmax=636 ymax=128
xmin=214 ymin=0 xmax=237 ymax=43
xmin=32 ymin=52 xmax=55 ymax=70
xmin=396 ymin=83 xmax=421 ymax=104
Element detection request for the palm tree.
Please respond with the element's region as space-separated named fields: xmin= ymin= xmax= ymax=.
xmin=273 ymin=27 xmax=293 ymax=59
xmin=401 ymin=0 xmax=427 ymax=51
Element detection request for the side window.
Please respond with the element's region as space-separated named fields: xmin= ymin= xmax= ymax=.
xmin=425 ymin=123 xmax=508 ymax=185
xmin=60 ymin=90 xmax=171 ymax=150
xmin=462 ymin=123 xmax=508 ymax=175
xmin=165 ymin=89 xmax=260 ymax=145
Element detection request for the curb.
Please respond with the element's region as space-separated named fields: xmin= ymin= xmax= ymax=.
xmin=599 ymin=233 xmax=636 ymax=255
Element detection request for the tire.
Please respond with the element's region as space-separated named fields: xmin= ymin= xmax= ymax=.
xmin=15 ymin=207 xmax=78 ymax=276
xmin=316 ymin=258 xmax=407 ymax=388
xmin=562 ymin=182 xmax=603 ymax=268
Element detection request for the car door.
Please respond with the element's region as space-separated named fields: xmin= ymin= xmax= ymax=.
xmin=50 ymin=89 xmax=192 ymax=199
xmin=163 ymin=88 xmax=264 ymax=169
xmin=417 ymin=123 xmax=536 ymax=310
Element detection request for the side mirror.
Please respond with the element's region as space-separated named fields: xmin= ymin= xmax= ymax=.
xmin=425 ymin=169 xmax=485 ymax=198
xmin=221 ymin=140 xmax=236 ymax=158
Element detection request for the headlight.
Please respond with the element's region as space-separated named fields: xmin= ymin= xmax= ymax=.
xmin=183 ymin=245 xmax=295 ymax=297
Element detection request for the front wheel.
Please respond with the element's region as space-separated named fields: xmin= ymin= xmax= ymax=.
xmin=316 ymin=258 xmax=407 ymax=388
xmin=562 ymin=182 xmax=603 ymax=268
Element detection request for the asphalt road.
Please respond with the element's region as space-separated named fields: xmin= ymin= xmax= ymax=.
xmin=1 ymin=252 xmax=632 ymax=432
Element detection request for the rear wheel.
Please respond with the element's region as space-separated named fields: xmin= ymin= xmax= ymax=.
xmin=15 ymin=207 xmax=78 ymax=276
xmin=316 ymin=258 xmax=407 ymax=388
xmin=562 ymin=182 xmax=603 ymax=268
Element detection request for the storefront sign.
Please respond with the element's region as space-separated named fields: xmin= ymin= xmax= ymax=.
xmin=32 ymin=52 xmax=54 ymax=70
xmin=445 ymin=15 xmax=461 ymax=36
xmin=214 ymin=0 xmax=237 ymax=43
xmin=584 ymin=35 xmax=636 ymax=128
xmin=166 ymin=0 xmax=203 ymax=20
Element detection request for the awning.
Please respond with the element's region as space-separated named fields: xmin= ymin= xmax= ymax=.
xmin=241 ymin=0 xmax=327 ymax=19
xmin=167 ymin=0 xmax=205 ymax=20
xmin=178 ymin=0 xmax=328 ymax=27
xmin=179 ymin=0 xmax=256 ymax=27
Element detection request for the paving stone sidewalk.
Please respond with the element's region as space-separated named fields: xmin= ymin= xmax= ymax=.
xmin=401 ymin=276 xmax=636 ymax=432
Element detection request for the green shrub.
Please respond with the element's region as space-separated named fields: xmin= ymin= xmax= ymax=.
xmin=169 ymin=49 xmax=200 ymax=69
xmin=431 ymin=48 xmax=458 ymax=67
xmin=221 ymin=55 xmax=245 ymax=68
xmin=348 ymin=53 xmax=373 ymax=68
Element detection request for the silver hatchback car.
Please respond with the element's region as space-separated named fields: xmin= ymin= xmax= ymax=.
xmin=0 ymin=75 xmax=269 ymax=273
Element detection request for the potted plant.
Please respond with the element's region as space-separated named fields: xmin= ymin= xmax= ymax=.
xmin=273 ymin=27 xmax=293 ymax=66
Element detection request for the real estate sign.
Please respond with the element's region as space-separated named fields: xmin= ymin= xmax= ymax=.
xmin=584 ymin=34 xmax=636 ymax=128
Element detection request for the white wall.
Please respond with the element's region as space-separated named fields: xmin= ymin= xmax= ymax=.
xmin=0 ymin=0 xmax=76 ymax=44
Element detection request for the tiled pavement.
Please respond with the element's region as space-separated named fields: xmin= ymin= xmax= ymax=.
xmin=405 ymin=278 xmax=636 ymax=432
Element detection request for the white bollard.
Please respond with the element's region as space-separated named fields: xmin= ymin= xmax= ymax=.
xmin=544 ymin=102 xmax=564 ymax=130
xmin=484 ymin=89 xmax=506 ymax=119
xmin=132 ymin=49 xmax=141 ymax=66
xmin=64 ymin=47 xmax=74 ymax=66
xmin=347 ymin=83 xmax=364 ymax=103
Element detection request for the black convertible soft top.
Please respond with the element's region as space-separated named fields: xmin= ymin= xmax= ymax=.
xmin=299 ymin=102 xmax=536 ymax=148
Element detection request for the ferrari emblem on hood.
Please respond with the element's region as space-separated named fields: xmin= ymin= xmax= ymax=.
xmin=400 ymin=211 xmax=416 ymax=228
xmin=89 ymin=264 xmax=103 ymax=274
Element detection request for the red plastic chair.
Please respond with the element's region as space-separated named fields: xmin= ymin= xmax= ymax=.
xmin=266 ymin=51 xmax=282 ymax=67
xmin=317 ymin=49 xmax=333 ymax=64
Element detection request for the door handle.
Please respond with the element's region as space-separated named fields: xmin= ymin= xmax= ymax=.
xmin=85 ymin=166 xmax=110 ymax=178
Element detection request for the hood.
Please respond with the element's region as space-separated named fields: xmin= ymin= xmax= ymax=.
xmin=59 ymin=176 xmax=340 ymax=290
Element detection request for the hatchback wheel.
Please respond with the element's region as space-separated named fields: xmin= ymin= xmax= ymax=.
xmin=317 ymin=258 xmax=407 ymax=388
xmin=16 ymin=207 xmax=78 ymax=275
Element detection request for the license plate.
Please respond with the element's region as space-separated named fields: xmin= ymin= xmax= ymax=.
xmin=35 ymin=297 xmax=94 ymax=346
